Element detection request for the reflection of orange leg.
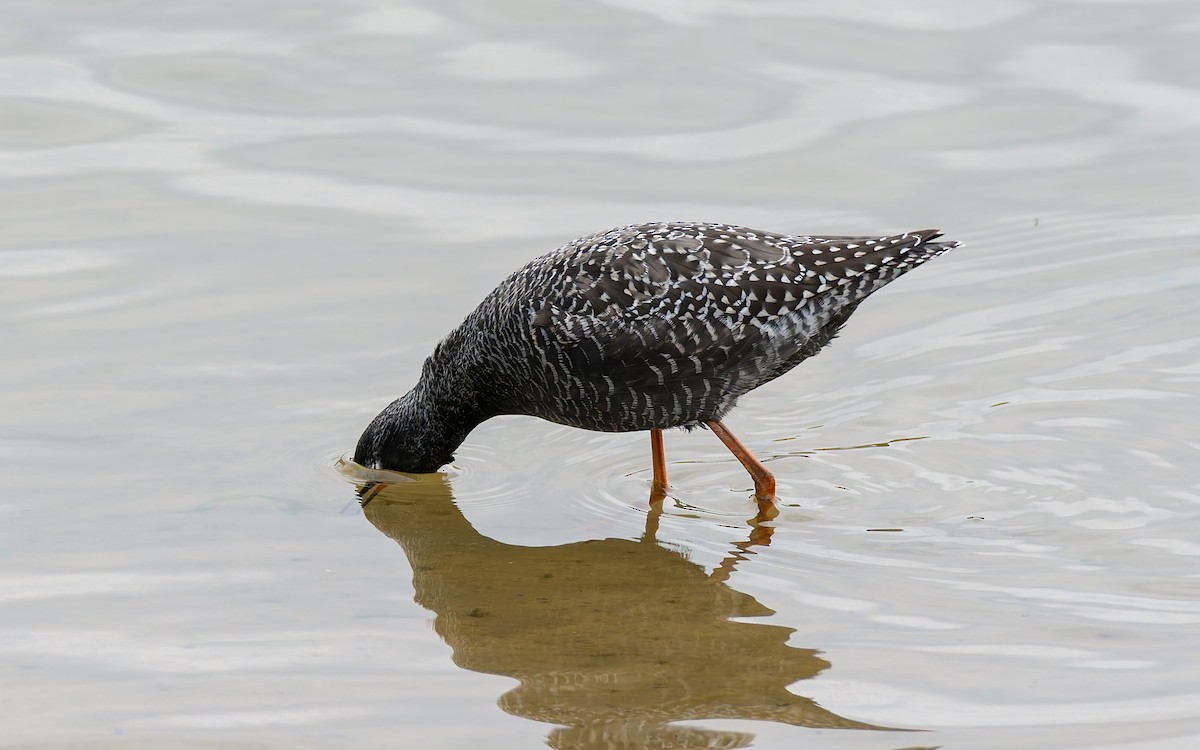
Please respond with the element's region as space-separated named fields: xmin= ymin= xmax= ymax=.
xmin=649 ymin=429 xmax=668 ymax=504
xmin=709 ymin=522 xmax=775 ymax=583
xmin=707 ymin=420 xmax=777 ymax=505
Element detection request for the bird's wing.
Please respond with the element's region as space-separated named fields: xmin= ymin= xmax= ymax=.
xmin=528 ymin=222 xmax=954 ymax=392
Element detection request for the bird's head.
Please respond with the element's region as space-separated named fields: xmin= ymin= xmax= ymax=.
xmin=353 ymin=393 xmax=455 ymax=473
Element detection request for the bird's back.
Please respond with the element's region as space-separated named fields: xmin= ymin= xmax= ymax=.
xmin=444 ymin=222 xmax=959 ymax=432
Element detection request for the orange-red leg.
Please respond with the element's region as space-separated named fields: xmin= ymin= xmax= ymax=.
xmin=707 ymin=420 xmax=777 ymax=504
xmin=649 ymin=428 xmax=668 ymax=503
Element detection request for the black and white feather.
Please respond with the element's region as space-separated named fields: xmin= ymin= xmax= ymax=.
xmin=355 ymin=222 xmax=960 ymax=472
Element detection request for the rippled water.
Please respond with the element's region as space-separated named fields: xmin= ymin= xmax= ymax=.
xmin=3 ymin=2 xmax=1199 ymax=748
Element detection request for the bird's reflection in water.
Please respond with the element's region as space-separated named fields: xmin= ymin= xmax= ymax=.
xmin=358 ymin=475 xmax=899 ymax=749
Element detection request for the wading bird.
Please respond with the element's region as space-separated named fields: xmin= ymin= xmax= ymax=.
xmin=355 ymin=222 xmax=959 ymax=507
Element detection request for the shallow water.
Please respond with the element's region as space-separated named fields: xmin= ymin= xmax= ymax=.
xmin=3 ymin=1 xmax=1199 ymax=748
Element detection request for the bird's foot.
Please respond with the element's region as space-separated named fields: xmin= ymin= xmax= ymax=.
xmin=648 ymin=481 xmax=669 ymax=505
xmin=753 ymin=494 xmax=779 ymax=521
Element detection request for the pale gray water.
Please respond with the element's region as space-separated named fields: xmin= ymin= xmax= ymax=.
xmin=2 ymin=2 xmax=1199 ymax=748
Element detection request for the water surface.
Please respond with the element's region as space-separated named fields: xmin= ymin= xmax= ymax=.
xmin=2 ymin=1 xmax=1199 ymax=748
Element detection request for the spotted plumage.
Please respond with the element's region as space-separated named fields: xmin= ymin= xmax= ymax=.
xmin=355 ymin=222 xmax=960 ymax=493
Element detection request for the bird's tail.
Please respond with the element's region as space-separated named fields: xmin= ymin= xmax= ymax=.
xmin=809 ymin=229 xmax=960 ymax=301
